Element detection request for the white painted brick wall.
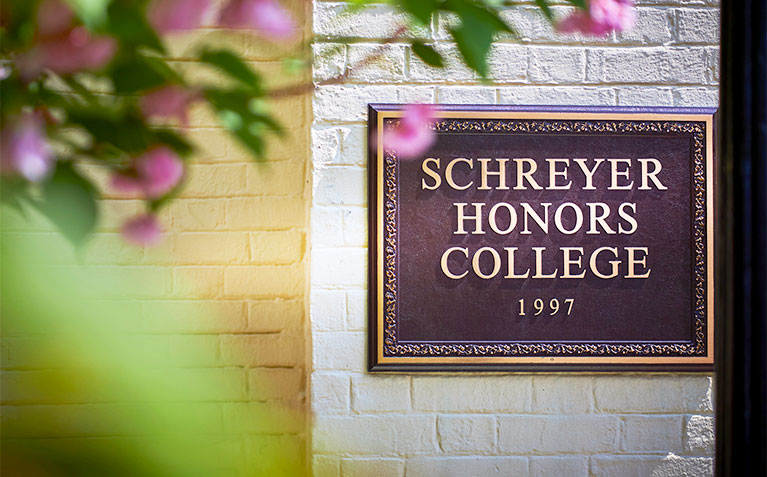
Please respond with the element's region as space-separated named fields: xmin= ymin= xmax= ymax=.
xmin=310 ymin=1 xmax=718 ymax=475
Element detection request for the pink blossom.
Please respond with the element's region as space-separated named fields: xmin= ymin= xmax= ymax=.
xmin=0 ymin=112 xmax=54 ymax=182
xmin=121 ymin=214 xmax=163 ymax=246
xmin=140 ymin=85 xmax=198 ymax=127
xmin=17 ymin=27 xmax=116 ymax=80
xmin=111 ymin=147 xmax=184 ymax=199
xmin=219 ymin=0 xmax=296 ymax=40
xmin=383 ymin=104 xmax=436 ymax=159
xmin=557 ymin=0 xmax=635 ymax=36
xmin=148 ymin=0 xmax=211 ymax=34
xmin=36 ymin=0 xmax=74 ymax=36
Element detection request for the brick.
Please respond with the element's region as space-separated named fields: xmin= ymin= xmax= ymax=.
xmin=313 ymin=455 xmax=340 ymax=477
xmin=498 ymin=415 xmax=620 ymax=453
xmin=530 ymin=456 xmax=588 ymax=477
xmin=672 ymin=87 xmax=719 ymax=107
xmin=342 ymin=207 xmax=367 ymax=246
xmin=174 ymin=232 xmax=250 ymax=264
xmin=313 ymin=415 xmax=436 ymax=455
xmin=313 ymin=126 xmax=342 ymax=166
xmin=225 ymin=197 xmax=305 ymax=230
xmin=497 ymin=6 xmax=613 ymax=44
xmin=408 ymin=44 xmax=477 ymax=83
xmin=342 ymin=458 xmax=404 ymax=477
xmin=187 ymin=128 xmax=230 ymax=163
xmin=312 ymin=331 xmax=366 ymax=371
xmin=616 ymin=87 xmax=674 ymax=106
xmin=595 ymin=376 xmax=712 ymax=413
xmin=498 ymin=86 xmax=615 ymax=106
xmin=245 ymin=160 xmax=307 ymax=197
xmin=313 ymin=43 xmax=346 ymax=82
xmin=220 ymin=334 xmax=303 ymax=366
xmin=346 ymin=289 xmax=367 ymax=331
xmin=618 ymin=8 xmax=674 ymax=44
xmin=437 ymin=415 xmax=496 ymax=454
xmin=247 ymin=299 xmax=304 ymax=332
xmin=586 ymin=47 xmax=708 ymax=84
xmin=312 ymin=206 xmax=345 ymax=248
xmin=311 ymin=372 xmax=350 ymax=415
xmin=224 ymin=264 xmax=303 ymax=298
xmin=348 ymin=44 xmax=406 ymax=83
xmin=313 ymin=3 xmax=428 ymax=39
xmin=184 ymin=164 xmax=248 ymax=197
xmin=529 ymin=47 xmax=586 ymax=84
xmin=173 ymin=266 xmax=224 ymax=298
xmin=170 ymin=199 xmax=227 ymax=231
xmin=352 ymin=375 xmax=411 ymax=412
xmin=685 ymin=415 xmax=714 ymax=454
xmin=311 ymin=289 xmax=347 ymax=331
xmin=395 ymin=86 xmax=437 ymax=104
xmin=438 ymin=86 xmax=496 ymax=104
xmin=249 ymin=367 xmax=303 ymax=401
xmin=142 ymin=300 xmax=246 ymax=333
xmin=488 ymin=44 xmax=528 ymax=83
xmin=532 ymin=376 xmax=593 ymax=413
xmin=338 ymin=125 xmax=367 ymax=163
xmin=405 ymin=457 xmax=527 ymax=476
xmin=222 ymin=402 xmax=303 ymax=433
xmin=413 ymin=376 xmax=531 ymax=412
xmin=313 ymin=166 xmax=366 ymax=206
xmin=623 ymin=415 xmax=684 ymax=452
xmin=592 ymin=455 xmax=713 ymax=477
xmin=706 ymin=46 xmax=720 ymax=83
xmin=676 ymin=9 xmax=720 ymax=44
xmin=249 ymin=230 xmax=304 ymax=265
xmin=312 ymin=248 xmax=367 ymax=288
xmin=313 ymin=85 xmax=398 ymax=122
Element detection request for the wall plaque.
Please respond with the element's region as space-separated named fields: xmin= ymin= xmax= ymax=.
xmin=368 ymin=105 xmax=715 ymax=372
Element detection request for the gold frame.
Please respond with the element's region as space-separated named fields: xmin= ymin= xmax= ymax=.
xmin=374 ymin=110 xmax=715 ymax=366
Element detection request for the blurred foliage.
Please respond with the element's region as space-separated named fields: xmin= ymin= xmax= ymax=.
xmin=0 ymin=217 xmax=304 ymax=476
xmin=0 ymin=0 xmax=575 ymax=246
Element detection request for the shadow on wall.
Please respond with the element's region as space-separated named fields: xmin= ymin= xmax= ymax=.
xmin=0 ymin=211 xmax=305 ymax=476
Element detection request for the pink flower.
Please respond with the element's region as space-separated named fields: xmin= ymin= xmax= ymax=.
xmin=140 ymin=85 xmax=198 ymax=127
xmin=121 ymin=214 xmax=163 ymax=246
xmin=111 ymin=147 xmax=184 ymax=199
xmin=17 ymin=27 xmax=116 ymax=80
xmin=218 ymin=0 xmax=296 ymax=40
xmin=148 ymin=0 xmax=211 ymax=34
xmin=383 ymin=104 xmax=436 ymax=159
xmin=0 ymin=112 xmax=54 ymax=182
xmin=557 ymin=0 xmax=635 ymax=36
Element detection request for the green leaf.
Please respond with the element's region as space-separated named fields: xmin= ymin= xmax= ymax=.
xmin=66 ymin=0 xmax=112 ymax=28
xmin=37 ymin=162 xmax=99 ymax=247
xmin=110 ymin=54 xmax=177 ymax=94
xmin=398 ymin=0 xmax=441 ymax=25
xmin=107 ymin=2 xmax=164 ymax=53
xmin=199 ymin=50 xmax=263 ymax=92
xmin=153 ymin=130 xmax=194 ymax=157
xmin=411 ymin=41 xmax=444 ymax=68
xmin=446 ymin=0 xmax=512 ymax=78
xmin=65 ymin=106 xmax=153 ymax=154
xmin=534 ymin=0 xmax=554 ymax=21
xmin=204 ymin=88 xmax=282 ymax=160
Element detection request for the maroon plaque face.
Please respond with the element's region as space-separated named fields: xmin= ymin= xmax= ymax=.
xmin=368 ymin=105 xmax=715 ymax=372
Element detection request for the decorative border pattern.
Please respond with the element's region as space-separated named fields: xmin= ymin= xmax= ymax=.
xmin=381 ymin=118 xmax=708 ymax=358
